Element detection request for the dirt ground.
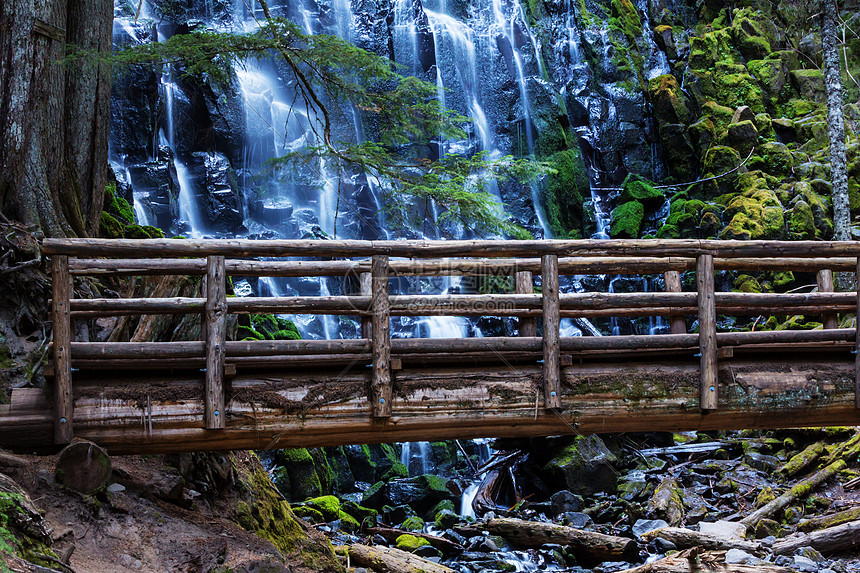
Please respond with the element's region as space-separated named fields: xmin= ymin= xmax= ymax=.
xmin=2 ymin=453 xmax=300 ymax=572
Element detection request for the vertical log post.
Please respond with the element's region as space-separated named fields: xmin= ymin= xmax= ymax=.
xmin=51 ymin=255 xmax=73 ymax=444
xmin=663 ymin=270 xmax=687 ymax=334
xmin=371 ymin=255 xmax=392 ymax=418
xmin=855 ymin=259 xmax=860 ymax=408
xmin=515 ymin=270 xmax=537 ymax=337
xmin=360 ymin=271 xmax=373 ymax=339
xmin=697 ymin=254 xmax=718 ymax=411
xmin=541 ymin=255 xmax=561 ymax=409
xmin=204 ymin=256 xmax=227 ymax=429
xmin=817 ymin=269 xmax=839 ymax=330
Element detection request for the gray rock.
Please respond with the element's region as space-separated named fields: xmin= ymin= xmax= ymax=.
xmin=698 ymin=520 xmax=747 ymax=539
xmin=550 ymin=490 xmax=584 ymax=514
xmin=744 ymin=452 xmax=780 ymax=472
xmin=796 ymin=546 xmax=826 ymax=563
xmin=106 ymin=483 xmax=126 ymax=493
xmin=793 ymin=555 xmax=821 ymax=573
xmin=725 ymin=549 xmax=759 ymax=565
xmin=632 ymin=519 xmax=669 ymax=538
xmin=561 ymin=512 xmax=593 ymax=529
xmin=542 ymin=436 xmax=618 ymax=496
xmin=654 ymin=538 xmax=677 ymax=552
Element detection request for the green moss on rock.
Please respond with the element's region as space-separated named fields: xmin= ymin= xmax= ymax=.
xmin=401 ymin=516 xmax=425 ymax=531
xmin=542 ymin=149 xmax=589 ymax=238
xmin=610 ymin=201 xmax=644 ymax=239
xmin=395 ymin=534 xmax=430 ymax=552
xmin=620 ymin=174 xmax=666 ymax=210
xmin=235 ymin=456 xmax=343 ymax=572
xmin=99 ymin=212 xmax=125 ymax=239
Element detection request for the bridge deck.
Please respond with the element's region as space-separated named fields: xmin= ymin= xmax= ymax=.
xmin=3 ymin=238 xmax=860 ymax=454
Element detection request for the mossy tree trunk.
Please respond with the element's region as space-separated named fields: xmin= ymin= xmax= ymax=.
xmin=0 ymin=0 xmax=113 ymax=238
xmin=823 ymin=0 xmax=850 ymax=245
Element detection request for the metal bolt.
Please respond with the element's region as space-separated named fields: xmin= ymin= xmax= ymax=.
xmin=380 ymin=398 xmax=385 ymax=404
xmin=710 ymin=386 xmax=715 ymax=392
xmin=214 ymin=410 xmax=220 ymax=417
xmin=59 ymin=417 xmax=66 ymax=424
xmin=550 ymin=391 xmax=557 ymax=397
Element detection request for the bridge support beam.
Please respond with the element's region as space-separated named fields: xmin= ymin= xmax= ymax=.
xmin=817 ymin=269 xmax=838 ymax=330
xmin=541 ymin=255 xmax=560 ymax=409
xmin=663 ymin=270 xmax=687 ymax=334
xmin=51 ymin=255 xmax=73 ymax=444
xmin=697 ymin=254 xmax=718 ymax=411
xmin=855 ymin=259 xmax=860 ymax=409
xmin=371 ymin=255 xmax=392 ymax=418
xmin=204 ymin=255 xmax=226 ymax=429
xmin=515 ymin=271 xmax=536 ymax=337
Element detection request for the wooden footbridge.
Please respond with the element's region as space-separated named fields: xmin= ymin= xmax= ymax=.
xmin=3 ymin=238 xmax=860 ymax=454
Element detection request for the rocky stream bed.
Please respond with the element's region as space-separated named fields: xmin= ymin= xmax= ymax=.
xmin=5 ymin=429 xmax=860 ymax=572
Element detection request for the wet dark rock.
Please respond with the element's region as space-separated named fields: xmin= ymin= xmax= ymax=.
xmin=542 ymin=436 xmax=618 ymax=496
xmin=413 ymin=545 xmax=442 ymax=559
xmin=744 ymin=452 xmax=780 ymax=473
xmin=560 ymin=512 xmax=593 ymax=529
xmin=380 ymin=504 xmax=415 ymax=525
xmin=654 ymin=537 xmax=676 ymax=552
xmin=550 ymin=490 xmax=585 ymax=514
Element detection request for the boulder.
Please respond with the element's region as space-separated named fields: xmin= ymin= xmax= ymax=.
xmin=542 ymin=435 xmax=618 ymax=496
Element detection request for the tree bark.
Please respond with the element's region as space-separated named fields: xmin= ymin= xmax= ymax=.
xmin=343 ymin=544 xmax=455 ymax=573
xmin=772 ymin=519 xmax=860 ymax=555
xmin=484 ymin=517 xmax=639 ymax=562
xmin=823 ymin=0 xmax=850 ymax=244
xmin=0 ymin=0 xmax=112 ymax=237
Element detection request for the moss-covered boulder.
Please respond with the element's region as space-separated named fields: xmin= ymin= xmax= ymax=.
xmin=400 ymin=516 xmax=425 ymax=531
xmin=787 ymin=200 xmax=816 ymax=239
xmin=649 ymin=74 xmax=691 ymax=127
xmin=620 ymin=175 xmax=665 ymax=210
xmin=303 ymin=495 xmax=340 ymax=521
xmin=273 ymin=448 xmax=322 ymax=501
xmin=542 ymin=435 xmax=618 ymax=496
xmin=395 ymin=534 xmax=430 ymax=552
xmin=610 ymin=201 xmax=644 ymax=238
xmin=790 ymin=69 xmax=826 ymax=103
xmin=757 ymin=142 xmax=794 ymax=177
xmin=99 ymin=212 xmax=125 ymax=239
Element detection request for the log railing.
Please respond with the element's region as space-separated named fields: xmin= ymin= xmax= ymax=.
xmin=42 ymin=238 xmax=860 ymax=445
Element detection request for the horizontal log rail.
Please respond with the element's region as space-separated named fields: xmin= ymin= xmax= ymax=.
xmin=37 ymin=239 xmax=860 ymax=448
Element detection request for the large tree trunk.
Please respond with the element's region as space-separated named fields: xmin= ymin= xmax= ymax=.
xmin=823 ymin=0 xmax=850 ymax=244
xmin=0 ymin=0 xmax=112 ymax=238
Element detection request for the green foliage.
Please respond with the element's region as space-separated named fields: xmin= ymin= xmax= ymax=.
xmin=90 ymin=18 xmax=550 ymax=238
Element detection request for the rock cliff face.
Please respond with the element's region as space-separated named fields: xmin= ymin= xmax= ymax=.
xmin=108 ymin=0 xmax=859 ymax=251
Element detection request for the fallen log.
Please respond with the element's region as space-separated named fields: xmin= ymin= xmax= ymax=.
xmin=364 ymin=526 xmax=463 ymax=555
xmin=617 ymin=549 xmax=792 ymax=573
xmin=821 ymin=430 xmax=860 ymax=466
xmin=639 ymin=527 xmax=763 ymax=554
xmin=740 ymin=460 xmax=846 ymax=528
xmin=776 ymin=442 xmax=826 ymax=478
xmin=343 ymin=543 xmax=455 ymax=573
xmin=772 ymin=519 xmax=860 ymax=555
xmin=484 ymin=517 xmax=638 ymax=562
xmin=798 ymin=506 xmax=860 ymax=532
